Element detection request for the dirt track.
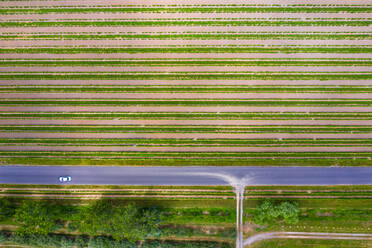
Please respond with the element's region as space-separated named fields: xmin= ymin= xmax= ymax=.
xmin=244 ymin=232 xmax=372 ymax=246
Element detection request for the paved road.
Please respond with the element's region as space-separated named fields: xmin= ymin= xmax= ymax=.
xmin=0 ymin=166 xmax=371 ymax=185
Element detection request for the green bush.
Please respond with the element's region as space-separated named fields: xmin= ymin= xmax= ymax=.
xmin=66 ymin=222 xmax=78 ymax=232
xmin=73 ymin=201 xmax=162 ymax=243
xmin=0 ymin=232 xmax=8 ymax=243
xmin=254 ymin=200 xmax=300 ymax=225
xmin=0 ymin=198 xmax=14 ymax=221
xmin=14 ymin=201 xmax=58 ymax=235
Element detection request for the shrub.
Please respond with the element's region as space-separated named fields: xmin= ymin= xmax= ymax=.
xmin=254 ymin=200 xmax=299 ymax=225
xmin=14 ymin=201 xmax=57 ymax=235
xmin=0 ymin=198 xmax=14 ymax=221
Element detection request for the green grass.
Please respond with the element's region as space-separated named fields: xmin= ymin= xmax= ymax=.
xmin=1 ymin=85 xmax=372 ymax=93
xmin=1 ymin=47 xmax=371 ymax=54
xmin=3 ymin=33 xmax=372 ymax=40
xmin=2 ymin=58 xmax=372 ymax=66
xmin=1 ymin=112 xmax=371 ymax=120
xmin=1 ymin=125 xmax=372 ymax=133
xmin=1 ymin=72 xmax=371 ymax=80
xmin=0 ymin=184 xmax=232 ymax=190
xmin=2 ymin=157 xmax=372 ymax=167
xmin=2 ymin=138 xmax=372 ymax=147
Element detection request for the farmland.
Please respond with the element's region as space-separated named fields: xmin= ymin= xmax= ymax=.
xmin=1 ymin=0 xmax=372 ymax=167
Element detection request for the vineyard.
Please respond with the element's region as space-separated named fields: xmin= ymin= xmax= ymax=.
xmin=1 ymin=0 xmax=371 ymax=167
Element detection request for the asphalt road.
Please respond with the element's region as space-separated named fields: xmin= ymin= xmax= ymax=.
xmin=0 ymin=166 xmax=371 ymax=185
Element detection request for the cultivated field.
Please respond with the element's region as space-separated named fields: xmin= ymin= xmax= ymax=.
xmin=0 ymin=0 xmax=372 ymax=166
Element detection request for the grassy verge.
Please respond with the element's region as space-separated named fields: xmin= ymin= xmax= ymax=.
xmin=1 ymin=47 xmax=371 ymax=54
xmin=1 ymin=73 xmax=372 ymax=80
xmin=1 ymin=85 xmax=372 ymax=93
xmin=2 ymin=138 xmax=372 ymax=147
xmin=1 ymin=157 xmax=372 ymax=167
xmin=0 ymin=112 xmax=371 ymax=120
xmin=1 ymin=125 xmax=372 ymax=133
xmin=3 ymin=33 xmax=372 ymax=40
xmin=1 ymin=151 xmax=371 ymax=158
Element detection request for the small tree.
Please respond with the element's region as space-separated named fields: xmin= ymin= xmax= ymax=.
xmin=73 ymin=200 xmax=113 ymax=236
xmin=254 ymin=200 xmax=299 ymax=225
xmin=277 ymin=201 xmax=300 ymax=224
xmin=109 ymin=204 xmax=162 ymax=243
xmin=14 ymin=201 xmax=57 ymax=236
xmin=0 ymin=198 xmax=14 ymax=221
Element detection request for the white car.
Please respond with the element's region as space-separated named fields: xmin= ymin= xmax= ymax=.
xmin=59 ymin=176 xmax=71 ymax=183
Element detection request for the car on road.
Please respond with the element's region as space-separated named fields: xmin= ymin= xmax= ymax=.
xmin=59 ymin=176 xmax=71 ymax=183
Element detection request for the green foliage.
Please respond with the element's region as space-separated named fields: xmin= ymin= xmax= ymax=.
xmin=87 ymin=237 xmax=136 ymax=248
xmin=0 ymin=230 xmax=232 ymax=248
xmin=73 ymin=200 xmax=114 ymax=236
xmin=254 ymin=200 xmax=299 ymax=225
xmin=73 ymin=201 xmax=162 ymax=243
xmin=0 ymin=198 xmax=14 ymax=221
xmin=14 ymin=201 xmax=57 ymax=235
xmin=0 ymin=232 xmax=7 ymax=243
xmin=66 ymin=222 xmax=78 ymax=232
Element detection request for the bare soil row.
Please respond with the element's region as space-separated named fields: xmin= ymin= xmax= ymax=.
xmin=3 ymin=53 xmax=372 ymax=59
xmin=1 ymin=106 xmax=371 ymax=112
xmin=1 ymin=145 xmax=372 ymax=152
xmin=2 ymin=119 xmax=372 ymax=126
xmin=2 ymin=66 xmax=371 ymax=72
xmin=1 ymin=0 xmax=368 ymax=6
xmin=2 ymin=39 xmax=371 ymax=46
xmin=1 ymin=132 xmax=371 ymax=139
xmin=1 ymin=80 xmax=371 ymax=86
xmin=2 ymin=12 xmax=370 ymax=20
xmin=1 ymin=93 xmax=372 ymax=99
xmin=3 ymin=26 xmax=371 ymax=33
